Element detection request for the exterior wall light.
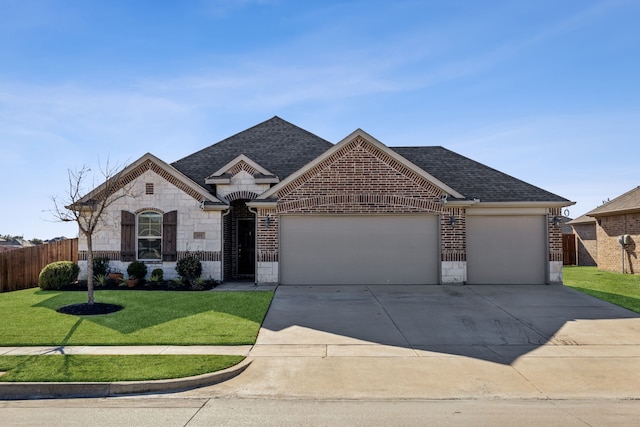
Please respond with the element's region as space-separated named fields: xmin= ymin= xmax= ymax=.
xmin=449 ymin=215 xmax=456 ymax=226
xmin=552 ymin=216 xmax=562 ymax=227
xmin=265 ymin=215 xmax=272 ymax=228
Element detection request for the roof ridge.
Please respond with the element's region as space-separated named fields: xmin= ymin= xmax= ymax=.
xmin=171 ymin=116 xmax=331 ymax=167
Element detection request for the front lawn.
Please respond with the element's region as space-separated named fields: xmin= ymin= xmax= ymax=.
xmin=0 ymin=288 xmax=273 ymax=346
xmin=0 ymin=355 xmax=244 ymax=382
xmin=563 ymin=266 xmax=640 ymax=313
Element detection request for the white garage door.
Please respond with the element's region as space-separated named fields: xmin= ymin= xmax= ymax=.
xmin=280 ymin=215 xmax=439 ymax=285
xmin=467 ymin=215 xmax=546 ymax=285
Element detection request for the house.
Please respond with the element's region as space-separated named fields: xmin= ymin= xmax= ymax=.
xmin=566 ymin=214 xmax=597 ymax=266
xmin=76 ymin=116 xmax=573 ymax=285
xmin=582 ymin=186 xmax=640 ymax=274
xmin=0 ymin=238 xmax=34 ymax=253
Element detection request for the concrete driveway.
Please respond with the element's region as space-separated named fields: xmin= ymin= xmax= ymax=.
xmin=181 ymin=284 xmax=640 ymax=400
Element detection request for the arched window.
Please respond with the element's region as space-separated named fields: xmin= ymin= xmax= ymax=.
xmin=137 ymin=211 xmax=162 ymax=260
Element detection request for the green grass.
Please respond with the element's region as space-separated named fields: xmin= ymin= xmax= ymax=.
xmin=563 ymin=266 xmax=640 ymax=313
xmin=0 ymin=355 xmax=244 ymax=382
xmin=0 ymin=289 xmax=273 ymax=346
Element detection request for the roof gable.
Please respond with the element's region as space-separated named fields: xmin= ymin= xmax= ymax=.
xmin=208 ymin=154 xmax=274 ymax=177
xmin=172 ymin=116 xmax=333 ymax=194
xmin=204 ymin=154 xmax=279 ymax=185
xmin=259 ymin=129 xmax=464 ymax=200
xmin=77 ymin=153 xmax=225 ymax=207
xmin=586 ymin=186 xmax=640 ymax=217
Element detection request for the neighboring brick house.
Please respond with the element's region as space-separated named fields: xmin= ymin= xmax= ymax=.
xmin=583 ymin=186 xmax=640 ymax=274
xmin=75 ymin=116 xmax=573 ymax=285
xmin=567 ymin=214 xmax=597 ymax=266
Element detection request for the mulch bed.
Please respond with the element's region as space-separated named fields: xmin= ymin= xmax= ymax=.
xmin=50 ymin=280 xmax=218 ymax=316
xmin=57 ymin=303 xmax=124 ymax=316
xmin=61 ymin=279 xmax=218 ymax=292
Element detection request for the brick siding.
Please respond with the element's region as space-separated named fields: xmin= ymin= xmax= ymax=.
xmin=256 ymin=208 xmax=279 ymax=262
xmin=596 ymin=213 xmax=640 ymax=274
xmin=227 ymin=160 xmax=259 ymax=177
xmin=548 ymin=208 xmax=563 ymax=262
xmin=441 ymin=208 xmax=466 ymax=262
xmin=257 ymin=136 xmax=466 ymax=262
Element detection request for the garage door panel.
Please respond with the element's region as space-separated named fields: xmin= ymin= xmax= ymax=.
xmin=467 ymin=216 xmax=546 ymax=285
xmin=280 ymin=215 xmax=438 ymax=285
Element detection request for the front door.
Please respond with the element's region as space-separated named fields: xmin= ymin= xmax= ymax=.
xmin=237 ymin=219 xmax=255 ymax=277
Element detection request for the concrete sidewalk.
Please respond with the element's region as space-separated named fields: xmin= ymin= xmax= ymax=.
xmin=0 ymin=345 xmax=251 ymax=356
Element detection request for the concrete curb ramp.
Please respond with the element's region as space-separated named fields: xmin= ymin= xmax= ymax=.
xmin=0 ymin=359 xmax=251 ymax=400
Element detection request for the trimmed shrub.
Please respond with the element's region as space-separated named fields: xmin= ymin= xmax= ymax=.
xmin=39 ymin=261 xmax=80 ymax=290
xmin=127 ymin=261 xmax=148 ymax=280
xmin=176 ymin=253 xmax=202 ymax=284
xmin=92 ymin=257 xmax=110 ymax=277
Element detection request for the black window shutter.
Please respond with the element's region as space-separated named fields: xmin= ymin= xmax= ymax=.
xmin=163 ymin=210 xmax=178 ymax=261
xmin=121 ymin=210 xmax=136 ymax=262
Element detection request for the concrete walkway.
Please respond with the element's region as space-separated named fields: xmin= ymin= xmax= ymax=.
xmin=176 ymin=284 xmax=640 ymax=401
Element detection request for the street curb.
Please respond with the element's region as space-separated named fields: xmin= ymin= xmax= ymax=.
xmin=0 ymin=358 xmax=252 ymax=400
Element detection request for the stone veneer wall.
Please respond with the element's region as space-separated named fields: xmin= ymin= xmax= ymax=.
xmin=216 ymin=168 xmax=270 ymax=201
xmin=78 ymin=168 xmax=223 ymax=281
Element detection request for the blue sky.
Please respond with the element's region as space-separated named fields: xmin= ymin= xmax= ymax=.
xmin=1 ymin=0 xmax=638 ymax=239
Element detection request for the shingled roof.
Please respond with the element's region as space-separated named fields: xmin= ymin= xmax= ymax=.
xmin=567 ymin=214 xmax=596 ymax=225
xmin=586 ymin=186 xmax=640 ymax=217
xmin=391 ymin=146 xmax=569 ymax=203
xmin=172 ymin=116 xmax=333 ymax=193
xmin=172 ymin=117 xmax=569 ymax=204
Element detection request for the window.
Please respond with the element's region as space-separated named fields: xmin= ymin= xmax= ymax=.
xmin=121 ymin=210 xmax=176 ymax=262
xmin=137 ymin=211 xmax=162 ymax=260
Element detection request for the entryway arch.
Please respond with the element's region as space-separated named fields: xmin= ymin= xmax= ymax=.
xmin=223 ymin=193 xmax=258 ymax=281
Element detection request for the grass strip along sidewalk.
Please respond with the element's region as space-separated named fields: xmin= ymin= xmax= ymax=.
xmin=0 ymin=289 xmax=273 ymax=382
xmin=0 ymin=355 xmax=244 ymax=382
xmin=563 ymin=266 xmax=640 ymax=313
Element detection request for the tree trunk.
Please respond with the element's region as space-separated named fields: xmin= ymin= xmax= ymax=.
xmin=86 ymin=234 xmax=95 ymax=305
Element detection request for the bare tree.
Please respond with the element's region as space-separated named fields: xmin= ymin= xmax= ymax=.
xmin=51 ymin=159 xmax=135 ymax=305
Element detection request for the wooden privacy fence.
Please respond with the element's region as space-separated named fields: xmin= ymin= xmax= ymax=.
xmin=562 ymin=233 xmax=577 ymax=266
xmin=0 ymin=239 xmax=78 ymax=292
